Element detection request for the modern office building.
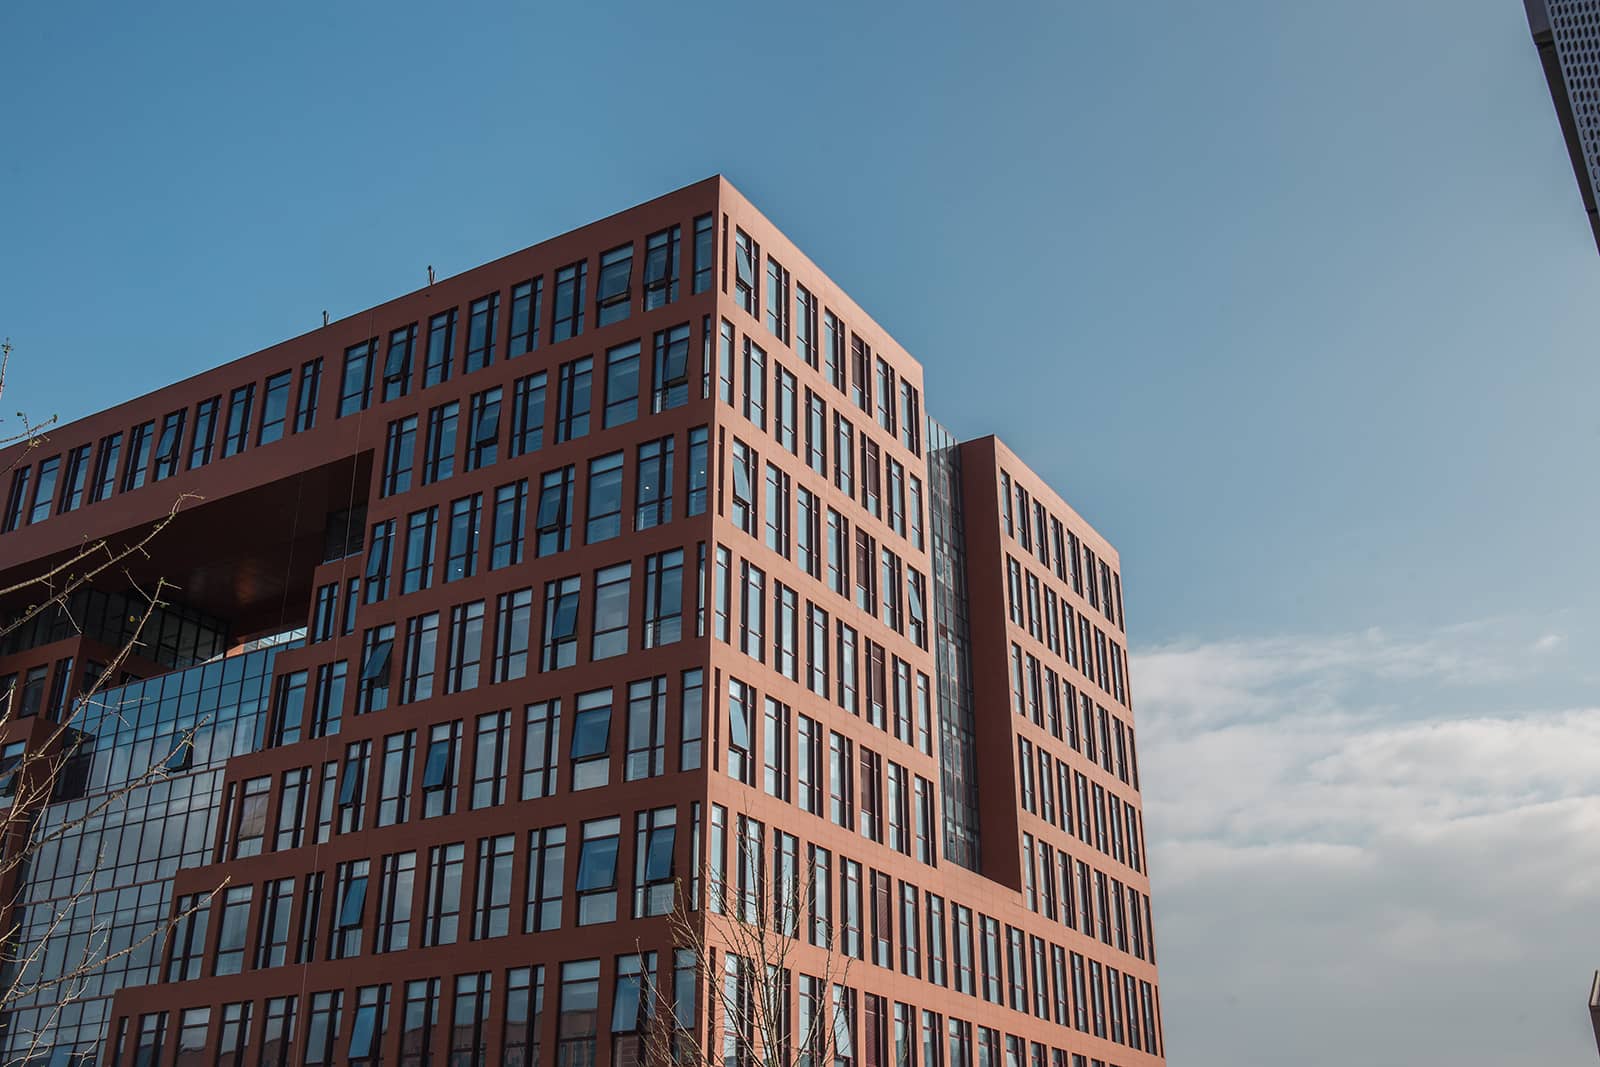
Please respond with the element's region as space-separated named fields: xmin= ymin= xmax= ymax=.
xmin=1525 ymin=0 xmax=1600 ymax=253
xmin=0 ymin=177 xmax=1163 ymax=1067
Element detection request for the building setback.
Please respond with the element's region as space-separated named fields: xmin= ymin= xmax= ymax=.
xmin=0 ymin=176 xmax=1164 ymax=1067
xmin=1525 ymin=0 xmax=1600 ymax=254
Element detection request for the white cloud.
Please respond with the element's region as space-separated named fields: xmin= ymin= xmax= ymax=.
xmin=1135 ymin=622 xmax=1600 ymax=1067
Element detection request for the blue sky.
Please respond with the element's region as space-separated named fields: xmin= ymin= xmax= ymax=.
xmin=4 ymin=2 xmax=1597 ymax=1064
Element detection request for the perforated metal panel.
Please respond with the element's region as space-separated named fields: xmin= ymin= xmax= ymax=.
xmin=1543 ymin=1 xmax=1600 ymax=212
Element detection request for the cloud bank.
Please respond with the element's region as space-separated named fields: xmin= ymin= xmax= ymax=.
xmin=1136 ymin=622 xmax=1600 ymax=1066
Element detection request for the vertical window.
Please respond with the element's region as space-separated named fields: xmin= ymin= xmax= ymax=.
xmin=734 ymin=229 xmax=759 ymax=314
xmin=591 ymin=563 xmax=631 ymax=659
xmin=739 ymin=561 xmax=765 ymax=662
xmin=492 ymin=587 xmax=533 ymax=682
xmin=643 ymin=549 xmax=683 ymax=648
xmin=777 ymin=364 xmax=796 ymax=454
xmin=340 ymin=340 xmax=375 ymax=416
xmin=365 ymin=519 xmax=395 ymax=603
xmin=188 ymin=400 xmax=217 ymax=469
xmin=553 ymin=260 xmax=588 ymax=341
xmin=541 ymin=574 xmax=581 ymax=671
xmin=765 ymin=463 xmax=791 ymax=556
xmin=491 ymin=480 xmax=528 ymax=570
xmin=402 ymin=979 xmax=441 ymax=1064
xmin=503 ymin=968 xmax=547 ymax=1067
xmin=570 ymin=687 xmax=612 ymax=790
xmin=259 ymin=370 xmax=292 ymax=444
xmin=576 ymin=818 xmax=622 ymax=924
xmin=693 ymin=214 xmax=715 ymax=293
xmin=383 ymin=415 xmax=418 ymax=497
xmin=527 ymin=825 xmax=566 ymax=931
xmin=360 ymin=624 xmax=395 ymax=713
xmin=423 ymin=401 xmax=459 ymax=484
xmin=377 ymin=730 xmax=415 ymax=825
xmin=425 ymin=309 xmax=457 ymax=387
xmin=555 ymin=355 xmax=593 ymax=442
xmin=466 ymin=386 xmax=502 ymax=471
xmin=213 ymin=885 xmax=253 ymax=975
xmin=796 ymin=283 xmax=817 ymax=366
xmin=465 ymin=292 xmax=501 ymax=372
xmin=522 ymin=700 xmax=561 ymax=800
xmin=509 ymin=278 xmax=543 ymax=355
xmin=652 ymin=323 xmax=691 ymax=411
xmin=151 ymin=410 xmax=184 ymax=481
xmin=625 ymin=676 xmax=668 ymax=780
xmin=383 ymin=324 xmax=417 ymax=401
xmin=89 ymin=431 xmax=121 ymax=503
xmin=680 ymin=669 xmax=704 ymax=771
xmin=830 ymin=732 xmax=855 ymax=830
xmin=121 ymin=419 xmax=155 ymax=490
xmin=445 ymin=600 xmax=485 ymax=694
xmin=402 ymin=507 xmax=437 ymax=594
xmin=446 ymin=494 xmax=482 ymax=582
xmin=536 ymin=465 xmax=575 ymax=556
xmin=473 ymin=835 xmax=514 ymax=939
xmin=330 ymin=859 xmax=370 ymax=959
xmin=806 ymin=390 xmax=827 ymax=474
xmin=742 ymin=338 xmax=767 ymax=429
xmin=644 ymin=224 xmax=681 ymax=309
xmin=730 ymin=439 xmax=756 ymax=534
xmin=423 ymin=842 xmax=465 ymax=946
xmin=763 ymin=697 xmax=791 ymax=801
xmin=766 ymin=257 xmax=791 ymax=340
xmin=718 ymin=319 xmax=736 ymax=404
xmin=597 ymin=244 xmax=634 ymax=326
xmin=635 ymin=435 xmax=675 ymax=530
xmin=727 ymin=677 xmax=754 ymax=785
xmin=687 ymin=426 xmax=710 ymax=516
xmin=510 ymin=371 xmax=547 ymax=456
xmin=604 ymin=341 xmax=641 ymax=427
xmin=633 ymin=807 xmax=677 ymax=918
xmin=26 ymin=455 xmax=59 ymax=523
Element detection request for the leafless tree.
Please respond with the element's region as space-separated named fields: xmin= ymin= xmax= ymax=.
xmin=0 ymin=343 xmax=223 ymax=1062
xmin=637 ymin=828 xmax=853 ymax=1067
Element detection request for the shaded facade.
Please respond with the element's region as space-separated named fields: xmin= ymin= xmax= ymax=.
xmin=0 ymin=177 xmax=1163 ymax=1067
xmin=1525 ymin=0 xmax=1600 ymax=253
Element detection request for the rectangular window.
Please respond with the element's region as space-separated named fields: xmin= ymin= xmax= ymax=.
xmin=259 ymin=370 xmax=292 ymax=444
xmin=643 ymin=548 xmax=684 ymax=648
xmin=570 ymin=687 xmax=612 ymax=790
xmin=424 ymin=309 xmax=457 ymax=388
xmin=652 ymin=322 xmax=691 ymax=411
xmin=766 ymin=257 xmax=791 ymax=341
xmin=492 ymin=587 xmax=533 ymax=683
xmin=734 ymin=229 xmax=758 ymax=314
xmin=510 ymin=371 xmax=546 ymax=457
xmin=680 ymin=669 xmax=704 ymax=771
xmin=424 ymin=843 xmax=465 ymax=946
xmin=526 ymin=824 xmax=566 ymax=931
xmin=445 ymin=494 xmax=482 ymax=582
xmin=188 ymin=401 xmax=217 ymax=470
xmin=633 ymin=806 xmax=677 ymax=917
xmin=151 ymin=410 xmax=184 ymax=481
xmin=693 ymin=214 xmax=715 ymax=293
xmin=464 ymin=292 xmax=500 ymax=373
xmin=765 ymin=463 xmax=791 ymax=556
xmin=592 ymin=562 xmax=631 ymax=660
xmin=491 ymin=480 xmax=528 ymax=570
xmin=121 ymin=419 xmax=156 ymax=490
xmin=522 ymin=700 xmax=561 ymax=800
xmin=536 ymin=465 xmax=575 ymax=556
xmin=743 ymin=338 xmax=767 ymax=429
xmin=687 ymin=425 xmax=709 ymax=516
xmin=555 ymin=356 xmax=593 ymax=442
xmin=466 ymin=386 xmax=501 ymax=471
xmin=727 ymin=677 xmax=754 ymax=785
xmin=553 ymin=260 xmax=588 ymax=341
xmin=739 ymin=561 xmax=765 ymax=662
xmin=383 ymin=324 xmax=416 ymax=402
xmin=604 ymin=341 xmax=640 ymax=427
xmin=421 ymin=721 xmax=462 ymax=818
xmin=509 ymin=278 xmax=543 ymax=356
xmin=597 ymin=244 xmax=633 ymax=326
xmin=763 ymin=697 xmax=791 ymax=801
xmin=474 ymin=834 xmax=515 ymax=939
xmin=423 ymin=401 xmax=459 ymax=484
xmin=445 ymin=600 xmax=485 ymax=694
xmin=90 ymin=432 xmax=121 ymax=503
xmin=340 ymin=340 xmax=375 ymax=416
xmin=576 ymin=817 xmax=622 ymax=924
xmin=544 ymin=575 xmax=582 ymax=668
xmin=383 ymin=415 xmax=418 ymax=497
xmin=730 ymin=438 xmax=757 ymax=535
xmin=644 ymin=224 xmax=681 ymax=309
xmin=402 ymin=507 xmax=437 ymax=595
